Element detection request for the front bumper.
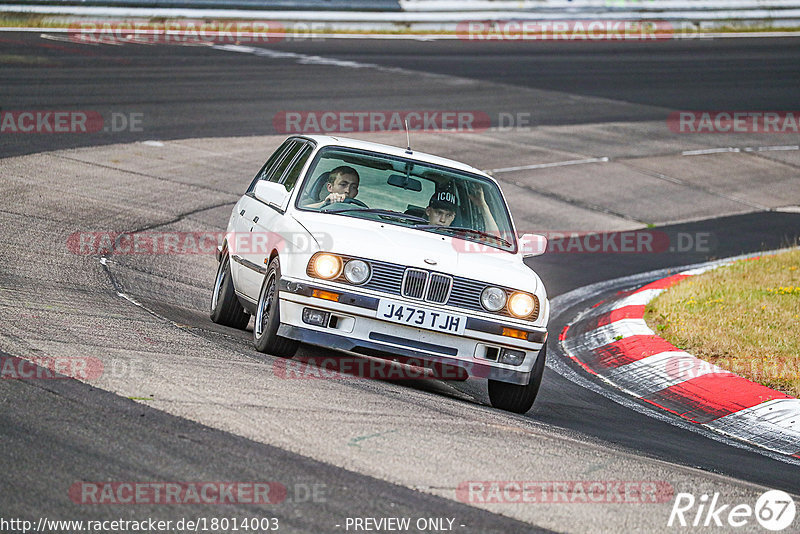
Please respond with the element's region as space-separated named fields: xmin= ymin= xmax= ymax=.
xmin=277 ymin=277 xmax=547 ymax=385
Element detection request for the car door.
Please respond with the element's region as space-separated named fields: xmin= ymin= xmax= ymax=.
xmin=235 ymin=139 xmax=314 ymax=300
xmin=229 ymin=139 xmax=297 ymax=300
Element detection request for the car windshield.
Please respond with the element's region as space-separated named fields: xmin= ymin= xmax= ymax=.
xmin=295 ymin=146 xmax=517 ymax=252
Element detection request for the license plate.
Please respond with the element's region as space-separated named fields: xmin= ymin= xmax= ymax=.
xmin=377 ymin=299 xmax=466 ymax=335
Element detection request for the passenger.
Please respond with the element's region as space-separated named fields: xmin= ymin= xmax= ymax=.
xmin=425 ymin=191 xmax=458 ymax=226
xmin=426 ymin=185 xmax=499 ymax=235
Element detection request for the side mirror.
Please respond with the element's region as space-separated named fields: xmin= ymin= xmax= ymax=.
xmin=519 ymin=233 xmax=548 ymax=257
xmin=254 ymin=181 xmax=289 ymax=210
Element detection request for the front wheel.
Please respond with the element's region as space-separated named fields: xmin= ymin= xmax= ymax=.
xmin=253 ymin=257 xmax=299 ymax=358
xmin=210 ymin=253 xmax=250 ymax=330
xmin=488 ymin=341 xmax=546 ymax=414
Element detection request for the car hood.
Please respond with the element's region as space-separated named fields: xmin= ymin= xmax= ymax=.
xmin=293 ymin=211 xmax=541 ymax=294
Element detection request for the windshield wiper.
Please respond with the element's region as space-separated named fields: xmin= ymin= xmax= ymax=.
xmin=415 ymin=225 xmax=512 ymax=248
xmin=326 ymin=208 xmax=428 ymax=223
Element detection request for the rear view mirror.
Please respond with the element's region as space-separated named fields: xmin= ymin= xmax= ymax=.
xmin=519 ymin=233 xmax=548 ymax=257
xmin=387 ymin=174 xmax=422 ymax=191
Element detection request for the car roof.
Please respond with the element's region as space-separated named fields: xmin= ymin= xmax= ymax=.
xmin=296 ymin=134 xmax=494 ymax=181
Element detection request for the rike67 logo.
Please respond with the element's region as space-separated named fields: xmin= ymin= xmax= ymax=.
xmin=668 ymin=490 xmax=796 ymax=530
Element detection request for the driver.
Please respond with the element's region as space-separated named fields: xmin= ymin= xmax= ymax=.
xmin=306 ymin=166 xmax=360 ymax=208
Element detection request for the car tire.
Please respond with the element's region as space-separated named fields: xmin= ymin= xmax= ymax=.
xmin=253 ymin=257 xmax=299 ymax=358
xmin=487 ymin=341 xmax=546 ymax=414
xmin=210 ymin=253 xmax=251 ymax=330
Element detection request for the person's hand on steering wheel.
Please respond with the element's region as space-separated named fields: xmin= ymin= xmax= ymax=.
xmin=322 ymin=195 xmax=368 ymax=208
xmin=322 ymin=192 xmax=347 ymax=205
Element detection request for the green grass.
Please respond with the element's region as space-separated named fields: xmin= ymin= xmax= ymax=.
xmin=0 ymin=14 xmax=59 ymax=29
xmin=645 ymin=248 xmax=800 ymax=397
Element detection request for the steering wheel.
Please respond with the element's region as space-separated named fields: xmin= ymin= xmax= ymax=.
xmin=341 ymin=197 xmax=368 ymax=207
xmin=322 ymin=197 xmax=368 ymax=209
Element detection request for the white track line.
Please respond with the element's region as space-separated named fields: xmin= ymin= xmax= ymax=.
xmin=490 ymin=145 xmax=797 ymax=174
xmin=683 ymin=145 xmax=800 ymax=156
xmin=487 ymin=157 xmax=609 ymax=174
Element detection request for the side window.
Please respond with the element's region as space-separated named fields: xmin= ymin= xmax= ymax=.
xmin=246 ymin=140 xmax=295 ymax=193
xmin=266 ymin=142 xmax=302 ymax=185
xmin=281 ymin=145 xmax=313 ymax=192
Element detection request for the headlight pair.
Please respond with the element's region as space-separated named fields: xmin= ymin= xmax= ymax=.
xmin=310 ymin=253 xmax=370 ymax=285
xmin=480 ymin=286 xmax=537 ymax=319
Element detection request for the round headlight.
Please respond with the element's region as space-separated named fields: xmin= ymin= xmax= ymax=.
xmin=343 ymin=260 xmax=370 ymax=285
xmin=508 ymin=292 xmax=535 ymax=318
xmin=313 ymin=253 xmax=342 ymax=279
xmin=480 ymin=286 xmax=507 ymax=312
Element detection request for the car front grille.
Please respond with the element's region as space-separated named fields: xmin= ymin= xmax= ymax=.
xmin=400 ymin=269 xmax=452 ymax=304
xmin=402 ymin=268 xmax=428 ymax=300
xmin=427 ymin=273 xmax=453 ymax=304
xmin=355 ymin=259 xmax=536 ymax=320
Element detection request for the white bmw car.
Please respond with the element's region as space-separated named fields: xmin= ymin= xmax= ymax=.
xmin=211 ymin=135 xmax=549 ymax=413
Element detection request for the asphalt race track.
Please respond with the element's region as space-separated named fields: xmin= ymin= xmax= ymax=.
xmin=4 ymin=36 xmax=800 ymax=157
xmin=1 ymin=32 xmax=800 ymax=533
